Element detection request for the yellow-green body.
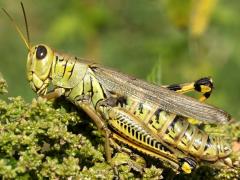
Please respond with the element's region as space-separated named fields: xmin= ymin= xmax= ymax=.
xmin=26 ymin=44 xmax=232 ymax=173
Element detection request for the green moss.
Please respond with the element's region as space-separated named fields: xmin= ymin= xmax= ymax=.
xmin=0 ymin=76 xmax=239 ymax=179
xmin=0 ymin=96 xmax=105 ymax=178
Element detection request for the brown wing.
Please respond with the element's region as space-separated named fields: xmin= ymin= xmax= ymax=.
xmin=91 ymin=65 xmax=231 ymax=124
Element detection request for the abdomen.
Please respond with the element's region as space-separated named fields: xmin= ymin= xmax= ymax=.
xmin=125 ymin=98 xmax=232 ymax=161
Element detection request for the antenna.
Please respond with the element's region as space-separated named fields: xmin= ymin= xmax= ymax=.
xmin=21 ymin=2 xmax=30 ymax=48
xmin=2 ymin=2 xmax=30 ymax=50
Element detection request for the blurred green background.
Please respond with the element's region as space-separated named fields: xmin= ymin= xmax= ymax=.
xmin=0 ymin=0 xmax=239 ymax=119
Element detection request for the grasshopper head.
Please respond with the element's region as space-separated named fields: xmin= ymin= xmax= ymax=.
xmin=3 ymin=4 xmax=55 ymax=96
xmin=27 ymin=44 xmax=55 ymax=95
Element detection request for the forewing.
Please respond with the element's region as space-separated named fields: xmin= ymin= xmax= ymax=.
xmin=92 ymin=65 xmax=231 ymax=124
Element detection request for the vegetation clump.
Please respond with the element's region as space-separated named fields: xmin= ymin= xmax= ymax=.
xmin=0 ymin=76 xmax=239 ymax=179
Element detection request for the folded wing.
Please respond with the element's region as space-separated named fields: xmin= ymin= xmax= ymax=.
xmin=92 ymin=65 xmax=231 ymax=124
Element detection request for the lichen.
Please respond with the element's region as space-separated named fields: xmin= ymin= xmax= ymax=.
xmin=0 ymin=76 xmax=239 ymax=179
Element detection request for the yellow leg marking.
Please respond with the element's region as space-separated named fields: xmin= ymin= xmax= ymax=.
xmin=163 ymin=77 xmax=213 ymax=102
xmin=175 ymin=83 xmax=209 ymax=102
xmin=180 ymin=157 xmax=197 ymax=174
xmin=176 ymin=83 xmax=195 ymax=94
xmin=200 ymin=85 xmax=212 ymax=93
xmin=162 ymin=83 xmax=194 ymax=94
xmin=181 ymin=162 xmax=192 ymax=174
xmin=199 ymin=96 xmax=207 ymax=102
xmin=79 ymin=103 xmax=112 ymax=163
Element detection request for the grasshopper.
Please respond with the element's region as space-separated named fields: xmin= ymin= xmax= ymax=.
xmin=2 ymin=3 xmax=233 ymax=174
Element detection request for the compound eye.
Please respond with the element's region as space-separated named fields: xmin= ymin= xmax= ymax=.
xmin=36 ymin=45 xmax=47 ymax=60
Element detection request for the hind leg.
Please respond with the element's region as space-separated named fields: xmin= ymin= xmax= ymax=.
xmin=162 ymin=77 xmax=213 ymax=102
xmin=162 ymin=77 xmax=214 ymax=125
